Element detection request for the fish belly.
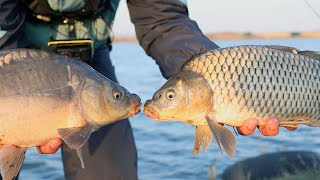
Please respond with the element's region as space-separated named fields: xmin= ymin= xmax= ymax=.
xmin=183 ymin=45 xmax=320 ymax=127
xmin=0 ymin=96 xmax=77 ymax=147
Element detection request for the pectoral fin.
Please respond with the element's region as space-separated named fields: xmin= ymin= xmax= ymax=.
xmin=266 ymin=45 xmax=299 ymax=53
xmin=0 ymin=145 xmax=27 ymax=180
xmin=193 ymin=125 xmax=212 ymax=155
xmin=206 ymin=114 xmax=236 ymax=157
xmin=58 ymin=124 xmax=92 ymax=168
xmin=76 ymin=148 xmax=85 ymax=168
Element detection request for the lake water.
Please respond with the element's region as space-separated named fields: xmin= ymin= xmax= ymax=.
xmin=19 ymin=38 xmax=320 ymax=180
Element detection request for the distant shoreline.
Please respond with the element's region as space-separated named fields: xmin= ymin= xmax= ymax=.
xmin=113 ymin=31 xmax=320 ymax=42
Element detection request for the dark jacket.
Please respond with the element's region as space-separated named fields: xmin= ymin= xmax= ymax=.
xmin=0 ymin=0 xmax=219 ymax=78
xmin=128 ymin=0 xmax=219 ymax=78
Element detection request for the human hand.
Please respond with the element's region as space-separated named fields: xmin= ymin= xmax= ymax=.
xmin=37 ymin=138 xmax=63 ymax=154
xmin=237 ymin=118 xmax=280 ymax=136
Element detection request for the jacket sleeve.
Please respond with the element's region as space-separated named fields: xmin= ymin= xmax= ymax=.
xmin=127 ymin=0 xmax=219 ymax=79
xmin=0 ymin=0 xmax=29 ymax=49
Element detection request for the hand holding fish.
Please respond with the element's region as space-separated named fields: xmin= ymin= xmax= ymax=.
xmin=238 ymin=117 xmax=300 ymax=136
xmin=37 ymin=139 xmax=63 ymax=154
xmin=238 ymin=118 xmax=279 ymax=136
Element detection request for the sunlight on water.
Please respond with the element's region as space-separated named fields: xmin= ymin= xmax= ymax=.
xmin=19 ymin=38 xmax=320 ymax=180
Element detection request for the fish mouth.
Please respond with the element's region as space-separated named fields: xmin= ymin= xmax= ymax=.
xmin=130 ymin=103 xmax=141 ymax=115
xmin=143 ymin=105 xmax=160 ymax=120
xmin=129 ymin=95 xmax=142 ymax=115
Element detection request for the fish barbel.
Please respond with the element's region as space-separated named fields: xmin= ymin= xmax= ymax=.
xmin=144 ymin=45 xmax=319 ymax=157
xmin=0 ymin=49 xmax=141 ymax=180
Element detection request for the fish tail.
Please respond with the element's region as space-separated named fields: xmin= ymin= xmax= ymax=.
xmin=0 ymin=145 xmax=27 ymax=180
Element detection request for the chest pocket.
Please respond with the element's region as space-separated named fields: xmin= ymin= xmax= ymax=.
xmin=47 ymin=0 xmax=86 ymax=12
xmin=23 ymin=0 xmax=100 ymax=17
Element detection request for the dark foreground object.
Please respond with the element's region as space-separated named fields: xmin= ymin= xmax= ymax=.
xmin=222 ymin=151 xmax=320 ymax=180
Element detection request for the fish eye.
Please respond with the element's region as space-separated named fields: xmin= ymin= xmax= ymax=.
xmin=112 ymin=91 xmax=122 ymax=100
xmin=166 ymin=89 xmax=175 ymax=100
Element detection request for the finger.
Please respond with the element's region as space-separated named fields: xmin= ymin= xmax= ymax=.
xmin=284 ymin=126 xmax=298 ymax=131
xmin=237 ymin=118 xmax=258 ymax=136
xmin=258 ymin=118 xmax=279 ymax=136
xmin=37 ymin=139 xmax=63 ymax=154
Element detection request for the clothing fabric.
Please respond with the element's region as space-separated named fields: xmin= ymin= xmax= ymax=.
xmin=0 ymin=0 xmax=120 ymax=48
xmin=127 ymin=0 xmax=219 ymax=79
xmin=0 ymin=0 xmax=30 ymax=49
xmin=23 ymin=0 xmax=120 ymax=48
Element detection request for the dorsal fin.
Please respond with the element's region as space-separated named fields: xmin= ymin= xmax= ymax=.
xmin=265 ymin=45 xmax=299 ymax=53
xmin=266 ymin=45 xmax=320 ymax=60
xmin=297 ymin=51 xmax=320 ymax=60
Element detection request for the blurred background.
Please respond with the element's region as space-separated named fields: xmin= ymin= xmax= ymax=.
xmin=113 ymin=0 xmax=320 ymax=40
xmin=20 ymin=0 xmax=320 ymax=179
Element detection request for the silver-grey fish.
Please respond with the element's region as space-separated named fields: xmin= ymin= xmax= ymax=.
xmin=144 ymin=45 xmax=319 ymax=157
xmin=0 ymin=49 xmax=141 ymax=180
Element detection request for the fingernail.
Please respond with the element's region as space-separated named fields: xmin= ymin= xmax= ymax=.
xmin=50 ymin=139 xmax=62 ymax=149
xmin=269 ymin=119 xmax=279 ymax=130
xmin=50 ymin=143 xmax=55 ymax=150
xmin=247 ymin=119 xmax=257 ymax=130
xmin=270 ymin=118 xmax=278 ymax=123
xmin=247 ymin=123 xmax=256 ymax=130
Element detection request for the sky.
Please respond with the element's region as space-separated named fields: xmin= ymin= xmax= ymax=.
xmin=112 ymin=0 xmax=320 ymax=37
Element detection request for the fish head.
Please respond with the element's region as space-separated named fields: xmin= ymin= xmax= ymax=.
xmin=80 ymin=78 xmax=141 ymax=127
xmin=144 ymin=71 xmax=213 ymax=123
xmin=103 ymin=82 xmax=142 ymax=120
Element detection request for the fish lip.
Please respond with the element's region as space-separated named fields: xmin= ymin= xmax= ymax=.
xmin=130 ymin=106 xmax=141 ymax=116
xmin=143 ymin=106 xmax=160 ymax=120
xmin=130 ymin=100 xmax=142 ymax=116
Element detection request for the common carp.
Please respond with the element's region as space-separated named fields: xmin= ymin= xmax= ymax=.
xmin=144 ymin=45 xmax=319 ymax=157
xmin=0 ymin=49 xmax=141 ymax=180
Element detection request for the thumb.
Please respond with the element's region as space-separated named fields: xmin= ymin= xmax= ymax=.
xmin=37 ymin=138 xmax=63 ymax=154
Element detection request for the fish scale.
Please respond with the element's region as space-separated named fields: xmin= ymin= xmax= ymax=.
xmin=183 ymin=45 xmax=319 ymax=126
xmin=0 ymin=50 xmax=73 ymax=99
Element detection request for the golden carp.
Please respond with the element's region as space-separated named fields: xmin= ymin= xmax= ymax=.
xmin=144 ymin=45 xmax=319 ymax=157
xmin=0 ymin=49 xmax=141 ymax=180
